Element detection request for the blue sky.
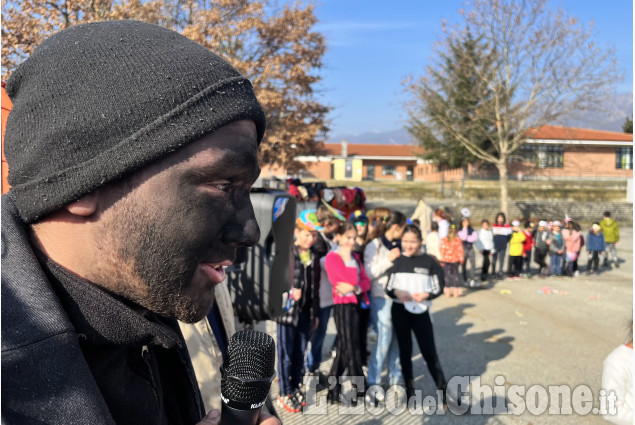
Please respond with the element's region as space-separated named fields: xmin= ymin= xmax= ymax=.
xmin=306 ymin=0 xmax=634 ymax=141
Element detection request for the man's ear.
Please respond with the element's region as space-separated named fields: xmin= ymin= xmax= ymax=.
xmin=65 ymin=193 xmax=99 ymax=216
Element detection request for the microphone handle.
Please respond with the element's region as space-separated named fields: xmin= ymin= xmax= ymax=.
xmin=219 ymin=403 xmax=261 ymax=425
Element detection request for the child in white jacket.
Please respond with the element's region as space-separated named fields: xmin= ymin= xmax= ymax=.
xmin=426 ymin=221 xmax=441 ymax=260
xmin=475 ymin=219 xmax=494 ymax=282
xmin=363 ymin=210 xmax=407 ymax=397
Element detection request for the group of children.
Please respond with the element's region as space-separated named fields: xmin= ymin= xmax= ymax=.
xmin=428 ymin=209 xmax=621 ymax=284
xmin=276 ymin=203 xmax=460 ymax=412
xmin=275 ymin=205 xmax=621 ymax=413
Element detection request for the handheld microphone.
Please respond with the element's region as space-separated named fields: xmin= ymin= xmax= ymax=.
xmin=220 ymin=329 xmax=276 ymax=425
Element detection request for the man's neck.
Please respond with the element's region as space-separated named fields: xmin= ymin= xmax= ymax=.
xmin=28 ymin=216 xmax=94 ymax=283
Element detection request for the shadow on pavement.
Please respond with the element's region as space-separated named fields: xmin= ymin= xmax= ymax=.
xmin=410 ymin=303 xmax=515 ymax=423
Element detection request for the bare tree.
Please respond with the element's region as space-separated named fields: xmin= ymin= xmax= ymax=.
xmin=2 ymin=0 xmax=329 ymax=169
xmin=405 ymin=0 xmax=620 ymax=216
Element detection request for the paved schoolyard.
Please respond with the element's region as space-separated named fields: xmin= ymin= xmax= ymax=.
xmin=263 ymin=223 xmax=632 ymax=424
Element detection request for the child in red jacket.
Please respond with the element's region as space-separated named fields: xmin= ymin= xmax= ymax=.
xmin=522 ymin=221 xmax=534 ymax=278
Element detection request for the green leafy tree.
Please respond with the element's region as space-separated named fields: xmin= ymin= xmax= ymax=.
xmin=622 ymin=116 xmax=633 ymax=134
xmin=405 ymin=30 xmax=496 ymax=170
xmin=405 ymin=0 xmax=620 ymax=216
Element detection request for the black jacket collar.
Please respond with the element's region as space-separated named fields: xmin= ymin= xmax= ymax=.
xmin=36 ymin=252 xmax=182 ymax=349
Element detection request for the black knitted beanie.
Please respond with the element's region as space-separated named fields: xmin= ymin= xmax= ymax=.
xmin=4 ymin=20 xmax=266 ymax=223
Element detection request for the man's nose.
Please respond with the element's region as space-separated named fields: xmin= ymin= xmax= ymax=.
xmin=223 ymin=199 xmax=260 ymax=247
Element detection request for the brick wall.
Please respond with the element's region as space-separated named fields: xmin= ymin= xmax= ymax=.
xmin=261 ymin=161 xmax=332 ymax=179
xmin=362 ymin=160 xmax=416 ymax=181
xmin=303 ymin=161 xmax=331 ymax=179
xmin=287 ymin=144 xmax=632 ymax=182
xmin=414 ymin=163 xmax=468 ymax=182
xmin=507 ymin=146 xmax=633 ymax=179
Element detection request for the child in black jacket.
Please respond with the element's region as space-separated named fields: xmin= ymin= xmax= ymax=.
xmin=276 ymin=211 xmax=321 ymax=413
xmin=385 ymin=224 xmax=450 ymax=405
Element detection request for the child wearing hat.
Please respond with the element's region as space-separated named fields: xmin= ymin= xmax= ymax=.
xmin=349 ymin=210 xmax=372 ymax=364
xmin=533 ymin=220 xmax=550 ymax=278
xmin=507 ymin=220 xmax=526 ymax=280
xmin=586 ymin=223 xmax=606 ymax=275
xmin=350 ymin=210 xmax=370 ymax=257
xmin=276 ymin=210 xmax=322 ymax=412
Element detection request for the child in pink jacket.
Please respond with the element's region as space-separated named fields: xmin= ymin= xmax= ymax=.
xmin=562 ymin=221 xmax=582 ymax=277
xmin=325 ymin=221 xmax=371 ymax=404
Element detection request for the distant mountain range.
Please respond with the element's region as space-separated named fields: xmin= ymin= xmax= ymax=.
xmin=326 ymin=91 xmax=633 ymax=145
xmin=326 ymin=128 xmax=415 ymax=145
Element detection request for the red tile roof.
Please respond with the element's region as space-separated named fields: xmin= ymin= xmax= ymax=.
xmin=527 ymin=125 xmax=632 ymax=141
xmin=315 ymin=126 xmax=631 ymax=158
xmin=319 ymin=143 xmax=423 ymax=157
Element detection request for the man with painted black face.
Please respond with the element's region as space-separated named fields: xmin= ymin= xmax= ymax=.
xmin=1 ymin=20 xmax=275 ymax=425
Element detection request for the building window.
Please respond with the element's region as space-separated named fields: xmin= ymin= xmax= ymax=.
xmin=616 ymin=147 xmax=633 ymax=170
xmin=345 ymin=159 xmax=353 ymax=179
xmin=518 ymin=144 xmax=564 ymax=168
xmin=382 ymin=165 xmax=396 ymax=176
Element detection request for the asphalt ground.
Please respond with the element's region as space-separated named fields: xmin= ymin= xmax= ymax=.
xmin=263 ymin=201 xmax=633 ymax=424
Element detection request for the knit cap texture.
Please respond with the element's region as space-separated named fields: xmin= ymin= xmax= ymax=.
xmin=5 ymin=20 xmax=266 ymax=223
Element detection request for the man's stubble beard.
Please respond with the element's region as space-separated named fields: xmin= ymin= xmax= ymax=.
xmin=91 ymin=194 xmax=213 ymax=323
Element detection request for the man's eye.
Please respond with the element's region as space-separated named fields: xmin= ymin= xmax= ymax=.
xmin=215 ymin=183 xmax=231 ymax=192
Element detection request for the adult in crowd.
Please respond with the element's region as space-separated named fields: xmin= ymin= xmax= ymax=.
xmin=410 ymin=199 xmax=433 ymax=234
xmin=364 ymin=210 xmax=407 ymax=401
xmin=1 ymin=20 xmax=277 ymax=425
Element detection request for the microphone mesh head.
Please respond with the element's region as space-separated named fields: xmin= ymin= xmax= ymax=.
xmin=221 ymin=329 xmax=276 ymax=404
